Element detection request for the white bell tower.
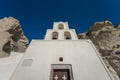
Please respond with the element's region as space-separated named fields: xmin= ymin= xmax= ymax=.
xmin=45 ymin=21 xmax=78 ymax=40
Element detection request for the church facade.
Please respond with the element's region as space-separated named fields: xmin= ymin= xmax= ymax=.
xmin=10 ymin=22 xmax=114 ymax=80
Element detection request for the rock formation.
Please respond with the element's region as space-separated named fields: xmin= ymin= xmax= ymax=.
xmin=0 ymin=17 xmax=28 ymax=58
xmin=78 ymin=21 xmax=120 ymax=79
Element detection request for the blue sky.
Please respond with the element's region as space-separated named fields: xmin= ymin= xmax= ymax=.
xmin=0 ymin=0 xmax=120 ymax=41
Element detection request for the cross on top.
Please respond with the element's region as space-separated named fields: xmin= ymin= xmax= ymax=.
xmin=54 ymin=75 xmax=58 ymax=80
xmin=62 ymin=75 xmax=67 ymax=80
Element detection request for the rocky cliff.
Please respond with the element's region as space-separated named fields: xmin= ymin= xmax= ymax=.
xmin=0 ymin=17 xmax=28 ymax=58
xmin=78 ymin=21 xmax=120 ymax=79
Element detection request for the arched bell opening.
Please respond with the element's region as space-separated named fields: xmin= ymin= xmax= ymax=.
xmin=52 ymin=31 xmax=58 ymax=40
xmin=58 ymin=23 xmax=64 ymax=29
xmin=64 ymin=31 xmax=71 ymax=40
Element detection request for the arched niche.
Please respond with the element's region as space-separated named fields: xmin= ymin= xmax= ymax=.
xmin=58 ymin=23 xmax=64 ymax=29
xmin=52 ymin=31 xmax=58 ymax=40
xmin=64 ymin=31 xmax=71 ymax=40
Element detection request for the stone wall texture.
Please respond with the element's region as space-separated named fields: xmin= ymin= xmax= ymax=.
xmin=0 ymin=17 xmax=28 ymax=58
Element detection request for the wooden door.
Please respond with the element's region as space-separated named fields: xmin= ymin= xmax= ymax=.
xmin=53 ymin=69 xmax=70 ymax=80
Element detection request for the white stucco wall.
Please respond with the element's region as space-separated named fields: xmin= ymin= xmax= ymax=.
xmin=0 ymin=52 xmax=23 ymax=80
xmin=10 ymin=40 xmax=114 ymax=80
